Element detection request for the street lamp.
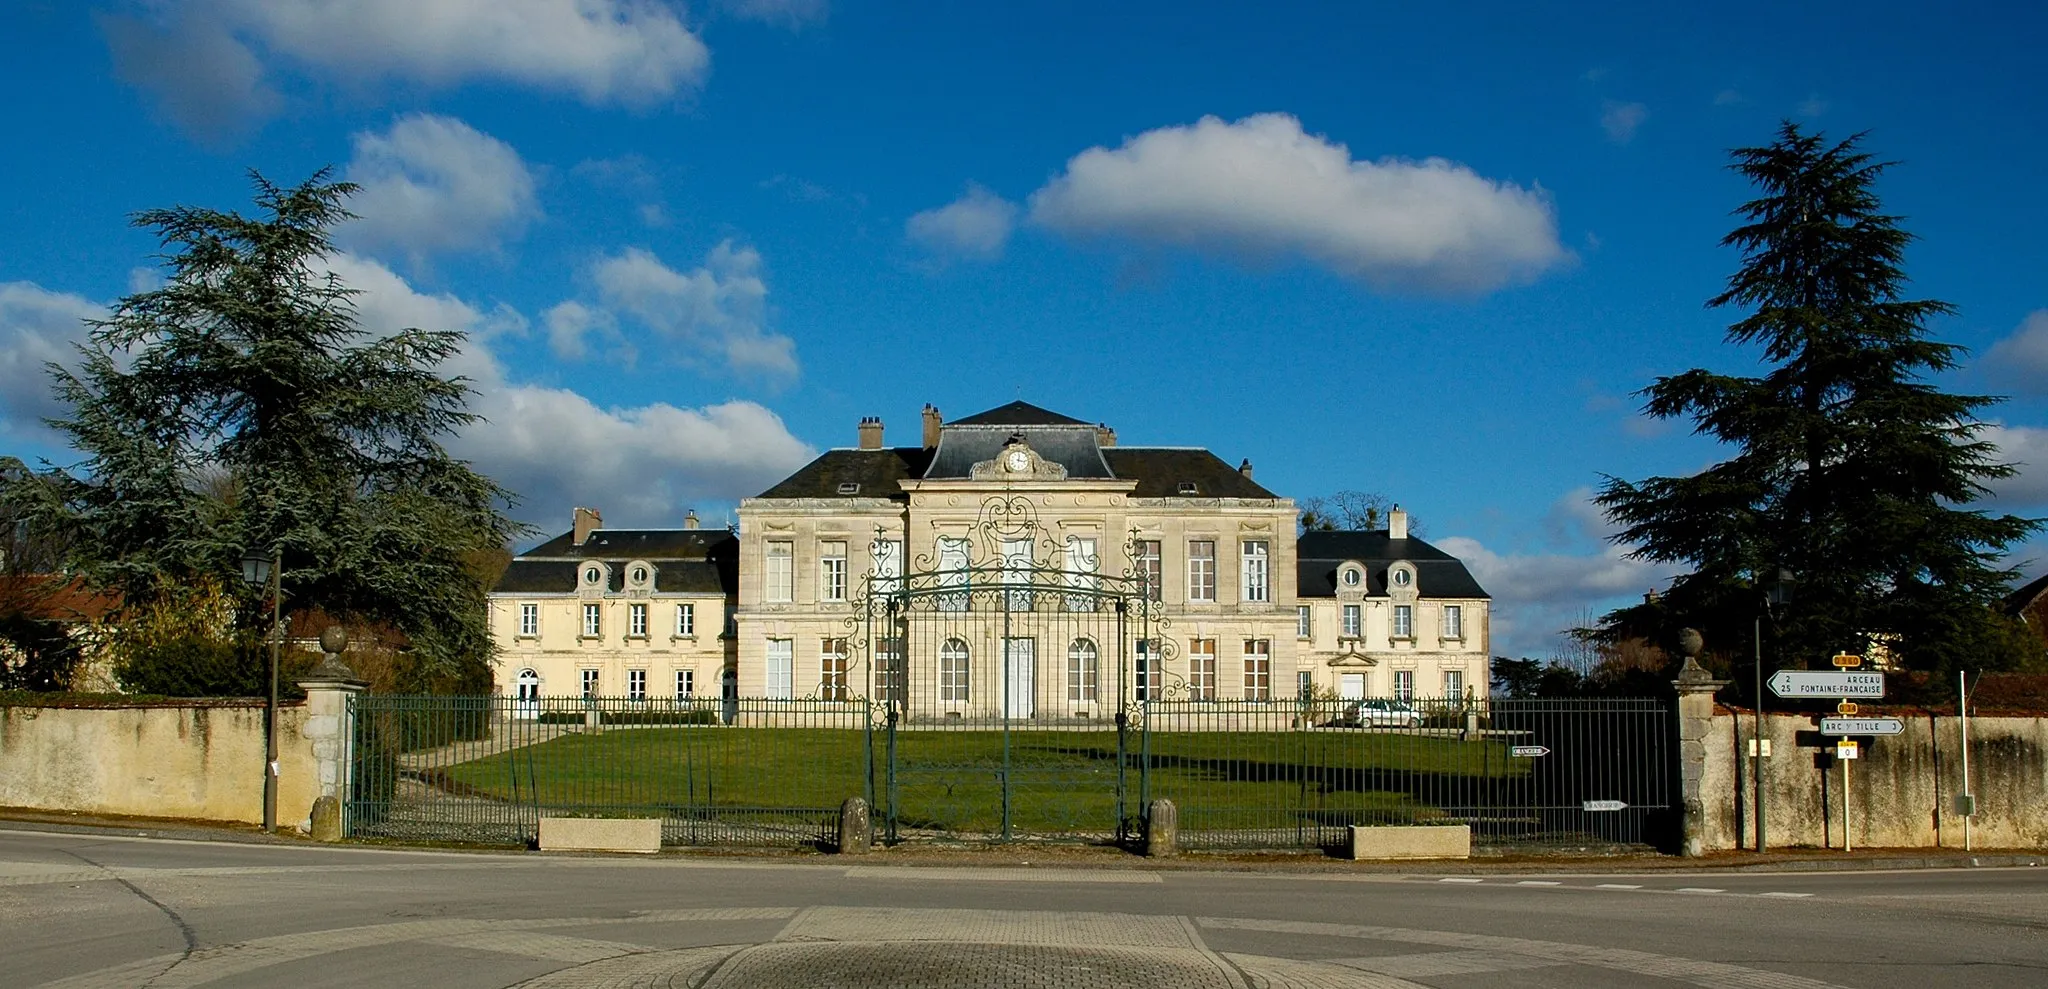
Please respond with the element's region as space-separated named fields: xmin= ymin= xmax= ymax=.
xmin=240 ymin=546 xmax=282 ymax=834
xmin=1753 ymin=569 xmax=1794 ymax=853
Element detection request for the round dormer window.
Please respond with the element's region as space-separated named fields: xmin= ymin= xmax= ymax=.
xmin=1391 ymin=568 xmax=1412 ymax=588
xmin=584 ymin=566 xmax=601 ymax=585
xmin=631 ymin=566 xmax=648 ymax=584
xmin=1341 ymin=568 xmax=1362 ymax=588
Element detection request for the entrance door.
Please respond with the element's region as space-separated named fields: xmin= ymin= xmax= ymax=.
xmin=1339 ymin=673 xmax=1366 ymax=700
xmin=514 ymin=669 xmax=541 ymax=719
xmin=1003 ymin=637 xmax=1035 ymax=720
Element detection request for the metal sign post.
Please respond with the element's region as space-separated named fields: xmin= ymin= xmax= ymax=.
xmin=1960 ymin=671 xmax=1974 ymax=852
xmin=1837 ymin=740 xmax=1858 ymax=851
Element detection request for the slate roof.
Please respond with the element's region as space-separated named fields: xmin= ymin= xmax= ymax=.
xmin=1102 ymin=448 xmax=1276 ymax=499
xmin=1296 ymin=530 xmax=1489 ymax=600
xmin=496 ymin=528 xmax=738 ymax=595
xmin=2005 ymin=570 xmax=2048 ymax=619
xmin=949 ymin=401 xmax=1093 ymax=427
xmin=925 ymin=426 xmax=1115 ymax=479
xmin=755 ymin=447 xmax=936 ymax=500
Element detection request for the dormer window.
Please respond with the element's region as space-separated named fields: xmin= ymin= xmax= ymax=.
xmin=581 ymin=564 xmax=606 ymax=589
xmin=624 ymin=562 xmax=653 ymax=590
xmin=1340 ymin=567 xmax=1362 ymax=588
xmin=631 ymin=566 xmax=648 ymax=584
xmin=1390 ymin=566 xmax=1413 ymax=589
xmin=837 ymin=482 xmax=861 ymax=495
xmin=1177 ymin=481 xmax=1199 ymax=495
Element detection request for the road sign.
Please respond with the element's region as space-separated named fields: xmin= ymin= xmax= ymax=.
xmin=1821 ymin=717 xmax=1905 ymax=736
xmin=1510 ymin=745 xmax=1550 ymax=758
xmin=1582 ymin=800 xmax=1627 ymax=812
xmin=1747 ymin=738 xmax=1772 ymax=757
xmin=1767 ymin=670 xmax=1884 ymax=698
xmin=1836 ymin=740 xmax=1860 ymax=759
xmin=1837 ymin=700 xmax=1859 ymax=715
xmin=1832 ymin=653 xmax=1863 ymax=668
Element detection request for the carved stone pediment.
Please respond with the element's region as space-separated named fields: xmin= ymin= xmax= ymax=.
xmin=970 ymin=435 xmax=1069 ymax=481
xmin=1324 ymin=644 xmax=1378 ymax=668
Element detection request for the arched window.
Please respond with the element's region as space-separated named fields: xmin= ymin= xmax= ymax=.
xmin=939 ymin=638 xmax=971 ymax=702
xmin=515 ymin=668 xmax=540 ymax=702
xmin=1067 ymin=638 xmax=1099 ymax=702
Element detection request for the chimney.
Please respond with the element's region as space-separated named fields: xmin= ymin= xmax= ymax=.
xmin=684 ymin=509 xmax=700 ymax=530
xmin=1388 ymin=505 xmax=1408 ymax=540
xmin=1238 ymin=458 xmax=1253 ymax=479
xmin=921 ymin=404 xmax=943 ymax=448
xmin=573 ymin=506 xmax=603 ymax=545
xmin=857 ymin=416 xmax=884 ymax=450
xmin=1095 ymin=424 xmax=1117 ymax=447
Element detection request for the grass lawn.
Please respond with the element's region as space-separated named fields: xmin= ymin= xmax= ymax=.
xmin=437 ymin=727 xmax=1525 ymax=837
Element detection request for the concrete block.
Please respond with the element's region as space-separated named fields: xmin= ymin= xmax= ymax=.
xmin=1146 ymin=799 xmax=1179 ymax=858
xmin=309 ymin=795 xmax=341 ymax=842
xmin=1350 ymin=824 xmax=1471 ymax=861
xmin=539 ymin=817 xmax=662 ymax=854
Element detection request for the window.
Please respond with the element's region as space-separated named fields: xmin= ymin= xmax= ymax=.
xmin=1135 ymin=540 xmax=1162 ymax=602
xmin=1242 ymin=639 xmax=1271 ymax=700
xmin=939 ymin=638 xmax=970 ymax=702
xmin=1443 ymin=605 xmax=1463 ymax=639
xmin=820 ymin=541 xmax=848 ymax=602
xmin=630 ymin=565 xmax=649 ymax=586
xmin=676 ymin=603 xmax=695 ymax=636
xmin=820 ymin=638 xmax=850 ymax=700
xmin=518 ymin=603 xmax=538 ymax=637
xmin=582 ymin=602 xmax=602 ymax=638
xmin=1296 ymin=605 xmax=1312 ymax=639
xmin=1342 ymin=604 xmax=1361 ymax=638
xmin=937 ymin=537 xmax=970 ymax=612
xmin=1064 ymin=536 xmax=1098 ymax=612
xmin=628 ymin=602 xmax=647 ymax=638
xmin=1298 ymin=670 xmax=1314 ymax=698
xmin=765 ymin=540 xmax=793 ymax=602
xmin=1341 ymin=567 xmax=1362 ymax=588
xmin=1135 ymin=639 xmax=1161 ymax=701
xmin=1391 ymin=567 xmax=1412 ymax=589
xmin=675 ymin=669 xmax=694 ymax=699
xmin=1393 ymin=669 xmax=1415 ymax=701
xmin=1067 ymin=638 xmax=1099 ymax=703
xmin=628 ymin=669 xmax=647 ymax=700
xmin=1188 ymin=639 xmax=1217 ymax=700
xmin=1443 ymin=669 xmax=1464 ymax=698
xmin=1393 ymin=605 xmax=1414 ymax=638
xmin=874 ymin=637 xmax=904 ymax=705
xmin=580 ymin=669 xmax=600 ymax=699
xmin=582 ymin=564 xmax=603 ymax=588
xmin=1241 ymin=540 xmax=1270 ymax=603
xmin=870 ymin=538 xmax=903 ymax=595
xmin=765 ymin=639 xmax=793 ymax=699
xmin=1001 ymin=537 xmax=1034 ymax=610
xmin=1187 ymin=540 xmax=1216 ymax=602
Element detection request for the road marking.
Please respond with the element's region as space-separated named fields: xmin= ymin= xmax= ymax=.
xmin=1596 ymin=883 xmax=1643 ymax=889
xmin=1438 ymin=877 xmax=1484 ymax=883
xmin=844 ymin=866 xmax=1161 ymax=883
xmin=1515 ymin=880 xmax=1562 ymax=886
xmin=1675 ymin=887 xmax=1725 ymax=894
xmin=1758 ymin=891 xmax=1814 ymax=898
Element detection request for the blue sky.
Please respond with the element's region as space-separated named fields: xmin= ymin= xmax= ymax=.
xmin=3 ymin=1 xmax=2046 ymax=657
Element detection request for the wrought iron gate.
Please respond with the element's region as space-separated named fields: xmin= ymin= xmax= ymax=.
xmin=855 ymin=495 xmax=1162 ymax=843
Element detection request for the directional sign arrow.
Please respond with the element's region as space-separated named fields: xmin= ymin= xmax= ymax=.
xmin=1510 ymin=745 xmax=1550 ymax=758
xmin=1767 ymin=670 xmax=1885 ymax=698
xmin=1821 ymin=717 xmax=1905 ymax=736
xmin=1582 ymin=800 xmax=1627 ymax=812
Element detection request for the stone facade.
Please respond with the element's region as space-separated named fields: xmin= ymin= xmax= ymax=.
xmin=488 ymin=401 xmax=1490 ymax=713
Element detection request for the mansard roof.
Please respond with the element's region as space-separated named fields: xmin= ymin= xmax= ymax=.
xmin=925 ymin=426 xmax=1115 ymax=479
xmin=1296 ymin=530 xmax=1490 ymax=600
xmin=497 ymin=527 xmax=737 ymax=595
xmin=754 ymin=447 xmax=937 ymax=499
xmin=949 ymin=401 xmax=1093 ymax=427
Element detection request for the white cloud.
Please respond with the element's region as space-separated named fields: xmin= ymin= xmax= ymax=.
xmin=325 ymin=253 xmax=813 ymax=527
xmin=0 ymin=282 xmax=102 ymax=441
xmin=1984 ymin=310 xmax=2048 ymax=393
xmin=1981 ymin=422 xmax=2048 ymax=508
xmin=340 ymin=114 xmax=540 ymax=260
xmin=543 ymin=300 xmax=623 ymax=362
xmin=587 ymin=243 xmax=798 ymax=378
xmin=906 ymin=184 xmax=1018 ymax=261
xmin=104 ymin=0 xmax=710 ymax=135
xmin=1600 ymin=100 xmax=1648 ymax=143
xmin=1027 ymin=113 xmax=1567 ymax=294
xmin=722 ymin=0 xmax=829 ymax=28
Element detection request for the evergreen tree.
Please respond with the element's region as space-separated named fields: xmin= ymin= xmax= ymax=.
xmin=14 ymin=171 xmax=524 ymax=688
xmin=1595 ymin=124 xmax=2041 ymax=678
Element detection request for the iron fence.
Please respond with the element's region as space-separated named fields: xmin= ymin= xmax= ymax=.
xmin=347 ymin=694 xmax=874 ymax=847
xmin=1141 ymin=696 xmax=1674 ymax=851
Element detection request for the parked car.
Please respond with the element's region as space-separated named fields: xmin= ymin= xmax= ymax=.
xmin=1331 ymin=698 xmax=1422 ymax=728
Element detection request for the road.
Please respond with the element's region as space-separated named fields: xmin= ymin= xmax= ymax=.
xmin=3 ymin=830 xmax=2044 ymax=988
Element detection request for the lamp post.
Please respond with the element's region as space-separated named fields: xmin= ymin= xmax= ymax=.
xmin=241 ymin=547 xmax=282 ymax=833
xmin=1754 ymin=569 xmax=1793 ymax=853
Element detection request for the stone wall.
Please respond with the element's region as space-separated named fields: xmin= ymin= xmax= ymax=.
xmin=0 ymin=700 xmax=319 ymax=829
xmin=1703 ymin=709 xmax=2048 ymax=850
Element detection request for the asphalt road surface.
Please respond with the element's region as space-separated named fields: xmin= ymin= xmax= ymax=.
xmin=4 ymin=830 xmax=2045 ymax=988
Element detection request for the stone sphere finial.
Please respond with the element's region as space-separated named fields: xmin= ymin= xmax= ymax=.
xmin=1677 ymin=627 xmax=1704 ymax=659
xmin=319 ymin=625 xmax=349 ymax=656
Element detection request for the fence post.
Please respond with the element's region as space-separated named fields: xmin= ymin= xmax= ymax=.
xmin=1671 ymin=632 xmax=1728 ymax=857
xmin=298 ymin=651 xmax=368 ymax=840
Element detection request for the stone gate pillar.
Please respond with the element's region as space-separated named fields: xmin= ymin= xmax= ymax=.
xmin=298 ymin=627 xmax=368 ymax=840
xmin=1671 ymin=627 xmax=1727 ymax=858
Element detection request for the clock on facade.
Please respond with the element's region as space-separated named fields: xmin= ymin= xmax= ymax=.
xmin=1006 ymin=450 xmax=1030 ymax=471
